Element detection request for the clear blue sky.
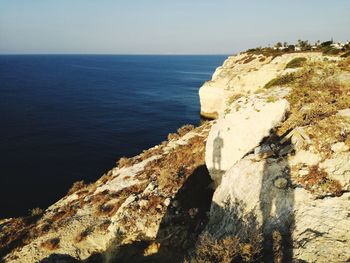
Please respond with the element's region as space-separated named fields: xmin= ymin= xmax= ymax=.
xmin=1 ymin=0 xmax=349 ymax=54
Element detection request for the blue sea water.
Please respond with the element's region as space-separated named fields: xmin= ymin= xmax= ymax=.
xmin=0 ymin=55 xmax=226 ymax=217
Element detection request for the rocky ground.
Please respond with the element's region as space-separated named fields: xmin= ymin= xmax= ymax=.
xmin=196 ymin=51 xmax=350 ymax=263
xmin=1 ymin=49 xmax=350 ymax=263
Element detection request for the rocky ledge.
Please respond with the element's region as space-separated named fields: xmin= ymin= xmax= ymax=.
xmin=1 ymin=49 xmax=350 ymax=263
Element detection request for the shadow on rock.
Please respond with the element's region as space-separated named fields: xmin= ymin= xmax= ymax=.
xmin=39 ymin=165 xmax=214 ymax=263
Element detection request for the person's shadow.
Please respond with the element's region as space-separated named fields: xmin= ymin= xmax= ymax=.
xmin=259 ymin=134 xmax=295 ymax=262
xmin=211 ymin=131 xmax=225 ymax=186
xmin=212 ymin=131 xmax=224 ymax=171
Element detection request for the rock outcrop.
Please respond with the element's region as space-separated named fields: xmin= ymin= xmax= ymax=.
xmin=199 ymin=52 xmax=336 ymax=119
xmin=205 ymin=90 xmax=290 ymax=185
xmin=196 ymin=51 xmax=350 ymax=262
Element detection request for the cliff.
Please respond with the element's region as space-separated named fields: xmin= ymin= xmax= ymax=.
xmin=198 ymin=51 xmax=350 ymax=262
xmin=1 ymin=49 xmax=350 ymax=263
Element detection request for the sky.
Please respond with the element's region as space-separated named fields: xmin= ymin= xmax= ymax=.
xmin=0 ymin=0 xmax=349 ymax=54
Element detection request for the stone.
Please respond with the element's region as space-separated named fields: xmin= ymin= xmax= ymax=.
xmin=320 ymin=152 xmax=350 ymax=190
xmin=202 ymin=154 xmax=350 ymax=263
xmin=164 ymin=198 xmax=171 ymax=207
xmin=289 ymin=150 xmax=321 ymax=166
xmin=331 ymin=142 xmax=349 ymax=153
xmin=139 ymin=200 xmax=148 ymax=207
xmin=205 ymin=98 xmax=289 ymax=185
xmin=337 ymin=108 xmax=350 ymax=118
xmin=274 ymin=177 xmax=288 ymax=189
xmin=298 ymin=169 xmax=309 ymax=176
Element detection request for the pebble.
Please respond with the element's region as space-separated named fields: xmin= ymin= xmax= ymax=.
xmin=164 ymin=198 xmax=171 ymax=206
xmin=274 ymin=177 xmax=288 ymax=189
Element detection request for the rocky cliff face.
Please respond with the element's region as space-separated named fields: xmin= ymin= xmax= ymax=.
xmin=197 ymin=51 xmax=350 ymax=262
xmin=1 ymin=50 xmax=350 ymax=263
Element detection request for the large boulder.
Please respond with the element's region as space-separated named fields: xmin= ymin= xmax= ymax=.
xmin=204 ymin=154 xmax=350 ymax=263
xmin=205 ymin=97 xmax=289 ymax=185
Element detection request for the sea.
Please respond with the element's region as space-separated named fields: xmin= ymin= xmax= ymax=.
xmin=0 ymin=55 xmax=227 ymax=218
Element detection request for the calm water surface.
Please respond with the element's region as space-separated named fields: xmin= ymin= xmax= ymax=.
xmin=0 ymin=55 xmax=226 ymax=217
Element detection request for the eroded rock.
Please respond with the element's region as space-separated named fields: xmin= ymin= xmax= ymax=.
xmin=205 ymin=97 xmax=289 ymax=185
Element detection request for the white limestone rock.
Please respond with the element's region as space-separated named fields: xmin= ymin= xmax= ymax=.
xmin=320 ymin=151 xmax=350 ymax=190
xmin=331 ymin=142 xmax=349 ymax=153
xmin=205 ymin=98 xmax=289 ymax=185
xmin=199 ymin=52 xmax=325 ymax=119
xmin=289 ymin=150 xmax=322 ymax=167
xmin=204 ymin=155 xmax=350 ymax=263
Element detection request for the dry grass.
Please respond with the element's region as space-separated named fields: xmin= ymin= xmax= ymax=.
xmin=67 ymin=180 xmax=86 ymax=195
xmin=277 ymin=61 xmax=350 ymax=136
xmin=191 ymin=232 xmax=262 ymax=263
xmin=177 ymin=124 xmax=195 ymax=136
xmin=75 ymin=227 xmax=93 ymax=243
xmin=340 ymin=51 xmax=350 ymax=58
xmin=41 ymin=237 xmax=60 ymax=251
xmin=243 ymin=55 xmax=256 ymax=64
xmin=227 ymin=93 xmax=243 ymax=106
xmin=266 ymin=95 xmax=278 ymax=103
xmin=117 ymin=157 xmax=134 ymax=168
xmin=30 ymin=207 xmax=44 ymax=217
xmin=306 ymin=115 xmax=349 ymax=158
xmin=338 ymin=57 xmax=350 ymax=71
xmin=50 ymin=204 xmax=78 ymax=225
xmin=98 ymin=220 xmax=112 ymax=232
xmin=298 ymin=165 xmax=342 ymax=197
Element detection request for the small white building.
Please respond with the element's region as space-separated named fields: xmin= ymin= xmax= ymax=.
xmin=331 ymin=42 xmax=345 ymax=49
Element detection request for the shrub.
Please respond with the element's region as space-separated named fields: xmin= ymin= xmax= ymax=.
xmin=191 ymin=232 xmax=262 ymax=263
xmin=117 ymin=157 xmax=133 ymax=168
xmin=75 ymin=227 xmax=93 ymax=243
xmin=177 ymin=124 xmax=195 ymax=137
xmin=67 ymin=180 xmax=86 ymax=195
xmin=320 ymin=40 xmax=333 ymax=47
xmin=41 ymin=237 xmax=60 ymax=250
xmin=264 ymin=73 xmax=296 ymax=89
xmin=243 ymin=56 xmax=255 ymax=64
xmin=340 ymin=51 xmax=350 ymax=58
xmin=227 ymin=93 xmax=243 ymax=105
xmin=285 ymin=57 xmax=307 ymax=69
xmin=30 ymin=207 xmax=43 ymax=217
xmin=322 ymin=46 xmax=342 ymax=55
xmin=266 ymin=95 xmax=278 ymax=103
xmin=298 ymin=165 xmax=342 ymax=196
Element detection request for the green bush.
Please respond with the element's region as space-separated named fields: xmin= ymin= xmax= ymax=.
xmin=264 ymin=73 xmax=296 ymax=89
xmin=322 ymin=46 xmax=341 ymax=55
xmin=285 ymin=57 xmax=307 ymax=69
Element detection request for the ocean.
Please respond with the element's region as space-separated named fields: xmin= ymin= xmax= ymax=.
xmin=0 ymin=55 xmax=226 ymax=218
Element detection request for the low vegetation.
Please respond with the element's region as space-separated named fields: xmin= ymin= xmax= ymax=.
xmin=297 ymin=165 xmax=342 ymax=197
xmin=67 ymin=180 xmax=86 ymax=195
xmin=189 ymin=233 xmax=262 ymax=263
xmin=277 ymin=60 xmax=350 ymax=136
xmin=41 ymin=237 xmax=60 ymax=251
xmin=264 ymin=73 xmax=297 ymax=89
xmin=285 ymin=57 xmax=307 ymax=69
xmin=246 ymin=39 xmax=350 ymax=60
xmin=75 ymin=227 xmax=93 ymax=243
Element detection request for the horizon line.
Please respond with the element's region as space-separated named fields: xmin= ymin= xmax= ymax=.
xmin=0 ymin=53 xmax=233 ymax=56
